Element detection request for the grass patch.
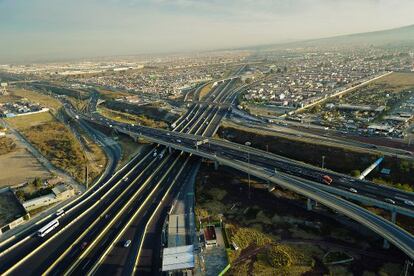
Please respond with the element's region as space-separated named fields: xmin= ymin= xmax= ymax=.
xmin=199 ymin=83 xmax=213 ymax=100
xmin=98 ymin=106 xmax=167 ymax=128
xmin=6 ymin=111 xmax=55 ymax=129
xmin=9 ymin=88 xmax=62 ymax=112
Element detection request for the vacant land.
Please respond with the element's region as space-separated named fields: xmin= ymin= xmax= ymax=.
xmin=0 ymin=147 xmax=50 ymax=188
xmin=199 ymin=83 xmax=213 ymax=100
xmin=6 ymin=111 xmax=55 ymax=129
xmin=7 ymin=113 xmax=87 ymax=183
xmin=98 ymin=106 xmax=168 ymax=129
xmin=195 ymin=165 xmax=404 ymax=275
xmin=0 ymin=87 xmax=62 ymax=114
xmin=0 ymin=136 xmax=16 ymax=155
xmin=95 ymin=88 xmax=131 ymax=100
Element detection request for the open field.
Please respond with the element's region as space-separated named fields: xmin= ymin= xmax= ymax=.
xmin=375 ymin=72 xmax=414 ymax=88
xmin=98 ymin=106 xmax=168 ymax=128
xmin=0 ymin=146 xmax=51 ymax=188
xmin=6 ymin=111 xmax=55 ymax=129
xmin=195 ymin=165 xmax=405 ymax=275
xmin=6 ymin=113 xmax=87 ymax=183
xmin=199 ymin=83 xmax=213 ymax=100
xmin=0 ymin=87 xmax=62 ymax=113
xmin=95 ymin=88 xmax=131 ymax=100
xmin=0 ymin=136 xmax=16 ymax=155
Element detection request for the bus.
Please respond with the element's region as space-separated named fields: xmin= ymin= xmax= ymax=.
xmin=37 ymin=219 xmax=59 ymax=237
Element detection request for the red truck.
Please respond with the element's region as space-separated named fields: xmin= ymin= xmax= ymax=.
xmin=322 ymin=175 xmax=333 ymax=185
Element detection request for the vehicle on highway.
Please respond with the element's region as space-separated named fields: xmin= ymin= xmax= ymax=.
xmin=177 ymin=139 xmax=182 ymax=143
xmin=166 ymin=133 xmax=170 ymax=136
xmin=349 ymin=188 xmax=358 ymax=193
xmin=153 ymin=151 xmax=158 ymax=157
xmin=123 ymin=240 xmax=131 ymax=248
xmin=55 ymin=209 xmax=65 ymax=217
xmin=322 ymin=175 xmax=333 ymax=185
xmin=384 ymin=198 xmax=396 ymax=205
xmin=38 ymin=219 xmax=59 ymax=237
xmin=123 ymin=177 xmax=129 ymax=182
xmin=158 ymin=153 xmax=164 ymax=159
xmin=80 ymin=242 xmax=88 ymax=250
xmin=404 ymin=200 xmax=414 ymax=206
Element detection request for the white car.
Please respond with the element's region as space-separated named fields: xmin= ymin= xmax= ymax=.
xmin=384 ymin=198 xmax=396 ymax=205
xmin=123 ymin=240 xmax=131 ymax=248
xmin=56 ymin=209 xmax=65 ymax=217
xmin=349 ymin=188 xmax=358 ymax=193
xmin=404 ymin=200 xmax=414 ymax=206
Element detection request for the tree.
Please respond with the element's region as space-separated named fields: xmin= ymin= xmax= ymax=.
xmin=350 ymin=170 xmax=361 ymax=177
xmin=33 ymin=177 xmax=43 ymax=188
xmin=15 ymin=190 xmax=26 ymax=202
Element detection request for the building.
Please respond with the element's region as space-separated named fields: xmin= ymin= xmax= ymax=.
xmin=52 ymin=184 xmax=74 ymax=200
xmin=162 ymin=245 xmax=195 ymax=275
xmin=203 ymin=225 xmax=217 ymax=247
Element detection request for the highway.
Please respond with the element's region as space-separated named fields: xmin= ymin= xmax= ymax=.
xmin=0 ymin=66 xmax=244 ymax=275
xmin=107 ymin=125 xmax=414 ymax=259
xmin=3 ymin=63 xmax=413 ymax=275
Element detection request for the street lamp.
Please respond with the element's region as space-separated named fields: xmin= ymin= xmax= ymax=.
xmin=321 ymin=155 xmax=325 ymax=169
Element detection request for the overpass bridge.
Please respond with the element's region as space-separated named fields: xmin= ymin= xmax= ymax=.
xmin=83 ymin=116 xmax=414 ymax=259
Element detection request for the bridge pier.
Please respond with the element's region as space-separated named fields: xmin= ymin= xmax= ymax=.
xmin=383 ymin=239 xmax=390 ymax=249
xmin=214 ymin=161 xmax=219 ymax=170
xmin=383 ymin=210 xmax=397 ymax=249
xmin=306 ymin=198 xmax=314 ymax=211
xmin=168 ymin=146 xmax=172 ymax=154
xmin=391 ymin=209 xmax=397 ymax=224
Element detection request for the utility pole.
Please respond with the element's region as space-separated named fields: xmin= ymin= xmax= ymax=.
xmin=85 ymin=164 xmax=89 ymax=189
xmin=248 ymin=152 xmax=251 ymax=200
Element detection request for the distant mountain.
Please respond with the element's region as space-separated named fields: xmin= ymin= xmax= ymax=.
xmin=253 ymin=24 xmax=414 ymax=50
xmin=314 ymin=24 xmax=414 ymax=46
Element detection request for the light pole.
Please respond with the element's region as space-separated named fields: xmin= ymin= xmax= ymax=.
xmin=245 ymin=141 xmax=251 ymax=199
xmin=321 ymin=155 xmax=325 ymax=169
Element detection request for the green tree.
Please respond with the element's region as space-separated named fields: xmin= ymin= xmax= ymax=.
xmin=15 ymin=190 xmax=26 ymax=201
xmin=33 ymin=177 xmax=43 ymax=188
xmin=350 ymin=170 xmax=361 ymax=177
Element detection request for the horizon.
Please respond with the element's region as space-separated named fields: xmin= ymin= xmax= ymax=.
xmin=1 ymin=0 xmax=414 ymax=63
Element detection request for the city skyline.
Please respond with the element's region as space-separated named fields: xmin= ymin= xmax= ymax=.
xmin=1 ymin=0 xmax=414 ymax=63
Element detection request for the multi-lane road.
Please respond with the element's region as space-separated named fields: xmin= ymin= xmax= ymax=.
xmin=2 ymin=64 xmax=414 ymax=276
xmin=0 ymin=66 xmax=244 ymax=275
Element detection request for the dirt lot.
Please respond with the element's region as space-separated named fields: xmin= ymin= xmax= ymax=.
xmin=195 ymin=164 xmax=405 ymax=275
xmin=6 ymin=113 xmax=87 ymax=183
xmin=0 ymin=146 xmax=50 ymax=188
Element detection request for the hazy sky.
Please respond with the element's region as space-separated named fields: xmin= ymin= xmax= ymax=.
xmin=1 ymin=0 xmax=414 ymax=63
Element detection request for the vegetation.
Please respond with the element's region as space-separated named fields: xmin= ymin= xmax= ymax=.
xmin=0 ymin=137 xmax=16 ymax=155
xmin=98 ymin=106 xmax=168 ymax=128
xmin=20 ymin=121 xmax=86 ymax=182
xmin=199 ymin=83 xmax=213 ymax=100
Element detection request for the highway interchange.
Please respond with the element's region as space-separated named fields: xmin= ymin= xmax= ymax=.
xmin=0 ymin=65 xmax=414 ymax=274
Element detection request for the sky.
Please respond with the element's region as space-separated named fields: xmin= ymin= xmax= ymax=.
xmin=1 ymin=0 xmax=414 ymax=63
